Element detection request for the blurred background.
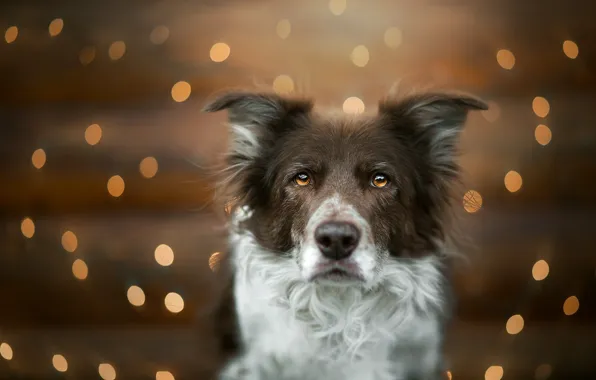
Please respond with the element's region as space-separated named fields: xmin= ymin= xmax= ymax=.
xmin=1 ymin=0 xmax=596 ymax=379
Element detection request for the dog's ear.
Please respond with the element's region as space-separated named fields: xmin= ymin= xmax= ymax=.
xmin=379 ymin=92 xmax=487 ymax=179
xmin=203 ymin=91 xmax=313 ymax=161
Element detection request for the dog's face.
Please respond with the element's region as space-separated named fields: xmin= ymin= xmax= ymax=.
xmin=204 ymin=91 xmax=486 ymax=287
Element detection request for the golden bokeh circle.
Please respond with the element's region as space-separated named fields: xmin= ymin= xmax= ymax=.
xmin=49 ymin=18 xmax=64 ymax=37
xmin=140 ymin=157 xmax=159 ymax=178
xmin=150 ymin=26 xmax=170 ymax=45
xmin=5 ymin=26 xmax=18 ymax=44
xmin=342 ymin=97 xmax=365 ymax=114
xmin=532 ymin=259 xmax=550 ymax=281
xmin=0 ymin=343 xmax=13 ymax=360
xmin=98 ymin=363 xmax=117 ymax=380
xmin=155 ymin=244 xmax=175 ymax=267
xmin=276 ymin=19 xmax=291 ymax=39
xmin=329 ymin=0 xmax=347 ymax=15
xmin=62 ymin=230 xmax=78 ymax=253
xmin=108 ymin=41 xmax=126 ymax=60
xmin=562 ymin=40 xmax=579 ymax=59
xmin=350 ymin=45 xmax=370 ymax=67
xmin=463 ymin=190 xmax=483 ymax=213
xmin=164 ymin=292 xmax=184 ymax=313
xmin=485 ymin=365 xmax=504 ymax=380
xmin=85 ymin=124 xmax=102 ymax=146
xmin=32 ymin=148 xmax=47 ymax=169
xmin=496 ymin=49 xmax=515 ymax=70
xmin=127 ymin=285 xmax=146 ymax=307
xmin=171 ymin=81 xmax=191 ymax=102
xmin=107 ymin=175 xmax=125 ymax=198
xmin=210 ymin=42 xmax=230 ymax=62
xmin=72 ymin=259 xmax=88 ymax=280
xmin=384 ymin=27 xmax=402 ymax=49
xmin=156 ymin=371 xmax=175 ymax=380
xmin=52 ymin=354 xmax=68 ymax=372
xmin=209 ymin=252 xmax=222 ymax=272
xmin=504 ymin=170 xmax=522 ymax=193
xmin=21 ymin=217 xmax=35 ymax=238
xmin=79 ymin=46 xmax=96 ymax=66
xmin=446 ymin=370 xmax=452 ymax=380
xmin=505 ymin=314 xmax=524 ymax=335
xmin=532 ymin=96 xmax=550 ymax=118
xmin=563 ymin=296 xmax=579 ymax=316
xmin=273 ymin=75 xmax=295 ymax=94
xmin=534 ymin=124 xmax=552 ymax=146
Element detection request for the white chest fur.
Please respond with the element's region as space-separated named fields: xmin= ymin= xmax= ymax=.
xmin=223 ymin=230 xmax=447 ymax=380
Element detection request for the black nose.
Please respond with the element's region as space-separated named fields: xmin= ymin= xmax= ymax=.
xmin=314 ymin=222 xmax=361 ymax=260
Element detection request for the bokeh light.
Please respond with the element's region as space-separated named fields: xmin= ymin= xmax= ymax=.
xmin=108 ymin=41 xmax=126 ymax=60
xmin=85 ymin=124 xmax=103 ymax=146
xmin=384 ymin=27 xmax=402 ymax=49
xmin=79 ymin=46 xmax=96 ymax=65
xmin=164 ymin=292 xmax=184 ymax=313
xmin=171 ymin=81 xmax=191 ymax=102
xmin=107 ymin=175 xmax=125 ymax=197
xmin=504 ymin=170 xmax=523 ymax=193
xmin=342 ymin=97 xmax=365 ymax=114
xmin=505 ymin=314 xmax=524 ymax=335
xmin=563 ymin=296 xmax=579 ymax=316
xmin=276 ymin=19 xmax=291 ymax=39
xmin=48 ymin=18 xmax=64 ymax=37
xmin=21 ymin=217 xmax=35 ymax=238
xmin=329 ymin=0 xmax=347 ymax=15
xmin=150 ymin=26 xmax=170 ymax=45
xmin=127 ymin=285 xmax=146 ymax=307
xmin=496 ymin=49 xmax=515 ymax=70
xmin=535 ymin=124 xmax=552 ymax=146
xmin=62 ymin=230 xmax=78 ymax=253
xmin=156 ymin=371 xmax=175 ymax=380
xmin=532 ymin=259 xmax=550 ymax=281
xmin=532 ymin=96 xmax=550 ymax=118
xmin=482 ymin=101 xmax=500 ymax=122
xmin=52 ymin=354 xmax=68 ymax=372
xmin=99 ymin=363 xmax=117 ymax=380
xmin=4 ymin=26 xmax=18 ymax=44
xmin=209 ymin=252 xmax=222 ymax=271
xmin=140 ymin=157 xmax=159 ymax=178
xmin=72 ymin=259 xmax=88 ymax=280
xmin=535 ymin=364 xmax=552 ymax=380
xmin=273 ymin=75 xmax=295 ymax=94
xmin=32 ymin=148 xmax=47 ymax=169
xmin=351 ymin=45 xmax=370 ymax=67
xmin=446 ymin=370 xmax=452 ymax=380
xmin=210 ymin=42 xmax=230 ymax=62
xmin=463 ymin=190 xmax=483 ymax=213
xmin=562 ymin=40 xmax=579 ymax=59
xmin=0 ymin=343 xmax=13 ymax=360
xmin=155 ymin=244 xmax=174 ymax=267
xmin=485 ymin=365 xmax=504 ymax=380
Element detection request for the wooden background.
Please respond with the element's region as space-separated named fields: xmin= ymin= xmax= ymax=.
xmin=1 ymin=0 xmax=596 ymax=379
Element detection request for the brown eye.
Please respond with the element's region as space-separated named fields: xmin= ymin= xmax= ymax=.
xmin=371 ymin=173 xmax=389 ymax=188
xmin=294 ymin=172 xmax=311 ymax=186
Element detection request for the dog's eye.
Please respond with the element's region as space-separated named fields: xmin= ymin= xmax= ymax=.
xmin=294 ymin=172 xmax=311 ymax=186
xmin=371 ymin=173 xmax=389 ymax=188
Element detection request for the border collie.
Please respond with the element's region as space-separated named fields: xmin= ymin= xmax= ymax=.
xmin=203 ymin=90 xmax=487 ymax=380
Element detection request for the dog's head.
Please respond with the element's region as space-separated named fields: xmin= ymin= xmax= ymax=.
xmin=204 ymin=91 xmax=487 ymax=287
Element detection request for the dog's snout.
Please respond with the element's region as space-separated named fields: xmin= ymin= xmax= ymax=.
xmin=314 ymin=222 xmax=360 ymax=260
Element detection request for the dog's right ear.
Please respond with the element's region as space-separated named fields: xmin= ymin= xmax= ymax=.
xmin=203 ymin=91 xmax=313 ymax=161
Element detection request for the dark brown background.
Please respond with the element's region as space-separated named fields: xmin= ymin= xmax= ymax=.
xmin=1 ymin=0 xmax=596 ymax=379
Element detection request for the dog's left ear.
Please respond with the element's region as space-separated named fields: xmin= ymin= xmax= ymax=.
xmin=379 ymin=92 xmax=488 ymax=177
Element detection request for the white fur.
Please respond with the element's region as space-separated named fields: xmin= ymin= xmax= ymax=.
xmin=221 ymin=204 xmax=448 ymax=380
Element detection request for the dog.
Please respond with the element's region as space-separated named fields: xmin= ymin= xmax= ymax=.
xmin=203 ymin=89 xmax=487 ymax=380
